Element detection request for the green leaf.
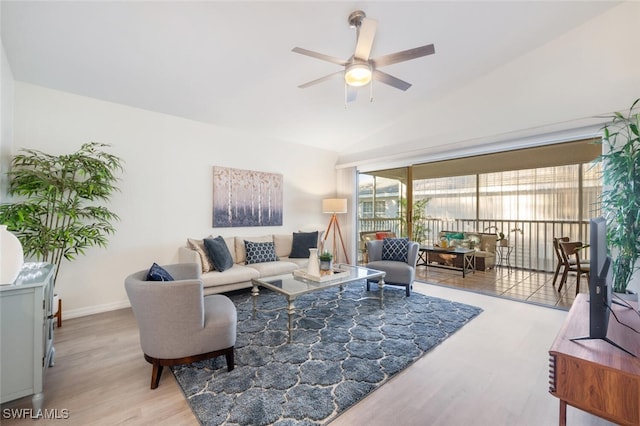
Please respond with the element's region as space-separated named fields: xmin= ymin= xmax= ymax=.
xmin=0 ymin=142 xmax=124 ymax=285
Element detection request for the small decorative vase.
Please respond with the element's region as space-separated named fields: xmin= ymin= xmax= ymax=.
xmin=1 ymin=225 xmax=24 ymax=284
xmin=307 ymin=248 xmax=320 ymax=277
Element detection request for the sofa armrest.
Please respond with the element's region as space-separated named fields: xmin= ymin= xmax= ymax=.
xmin=179 ymin=246 xmax=202 ymax=270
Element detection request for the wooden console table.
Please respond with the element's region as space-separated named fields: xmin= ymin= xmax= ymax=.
xmin=548 ymin=294 xmax=640 ymax=425
xmin=417 ymin=246 xmax=475 ymax=278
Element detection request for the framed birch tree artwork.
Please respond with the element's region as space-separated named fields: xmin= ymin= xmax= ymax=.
xmin=212 ymin=166 xmax=283 ymax=227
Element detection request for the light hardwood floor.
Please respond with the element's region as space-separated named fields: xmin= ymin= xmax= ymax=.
xmin=1 ymin=282 xmax=614 ymax=425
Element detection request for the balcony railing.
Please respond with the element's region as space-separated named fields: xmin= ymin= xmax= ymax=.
xmin=358 ymin=217 xmax=590 ymax=272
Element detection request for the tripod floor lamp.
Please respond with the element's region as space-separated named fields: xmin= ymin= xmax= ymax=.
xmin=322 ymin=198 xmax=350 ymax=264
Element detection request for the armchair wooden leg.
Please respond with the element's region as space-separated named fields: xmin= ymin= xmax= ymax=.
xmin=144 ymin=347 xmax=235 ymax=389
xmin=150 ymin=361 xmax=163 ymax=390
xmin=55 ymin=298 xmax=62 ymax=328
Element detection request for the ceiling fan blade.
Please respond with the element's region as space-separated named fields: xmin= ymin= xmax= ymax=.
xmin=346 ymin=85 xmax=358 ymax=103
xmin=298 ymin=70 xmax=343 ymax=89
xmin=373 ymin=70 xmax=412 ymax=91
xmin=372 ymin=44 xmax=435 ymax=68
xmin=354 ymin=17 xmax=377 ymax=61
xmin=292 ymin=47 xmax=347 ymax=66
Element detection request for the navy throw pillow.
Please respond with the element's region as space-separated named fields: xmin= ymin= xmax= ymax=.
xmin=244 ymin=240 xmax=278 ymax=264
xmin=382 ymin=238 xmax=409 ymax=262
xmin=203 ymin=236 xmax=234 ymax=272
xmin=146 ymin=263 xmax=175 ymax=282
xmin=289 ymin=231 xmax=318 ymax=258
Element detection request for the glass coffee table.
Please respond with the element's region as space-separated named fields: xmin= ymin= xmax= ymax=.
xmin=251 ymin=264 xmax=386 ymax=343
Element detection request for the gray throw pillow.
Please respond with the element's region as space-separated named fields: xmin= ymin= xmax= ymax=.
xmin=289 ymin=231 xmax=318 ymax=258
xmin=244 ymin=240 xmax=278 ymax=264
xmin=203 ymin=236 xmax=234 ymax=272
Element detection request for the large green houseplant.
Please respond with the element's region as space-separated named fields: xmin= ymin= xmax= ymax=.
xmin=400 ymin=197 xmax=431 ymax=243
xmin=598 ymin=98 xmax=640 ymax=293
xmin=0 ymin=142 xmax=123 ymax=284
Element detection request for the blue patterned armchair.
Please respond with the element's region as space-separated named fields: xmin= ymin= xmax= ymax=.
xmin=366 ymin=239 xmax=420 ymax=296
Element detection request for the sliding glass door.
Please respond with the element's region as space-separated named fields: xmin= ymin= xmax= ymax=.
xmin=356 ymin=139 xmax=602 ymax=271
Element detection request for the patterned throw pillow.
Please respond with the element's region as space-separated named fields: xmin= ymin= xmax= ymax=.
xmin=146 ymin=263 xmax=175 ymax=282
xmin=187 ymin=238 xmax=214 ymax=272
xmin=244 ymin=240 xmax=279 ymax=264
xmin=382 ymin=238 xmax=409 ymax=262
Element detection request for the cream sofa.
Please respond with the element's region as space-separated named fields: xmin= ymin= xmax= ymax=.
xmin=178 ymin=233 xmax=316 ymax=295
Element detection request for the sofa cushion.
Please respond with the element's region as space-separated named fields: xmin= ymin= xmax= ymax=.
xmin=289 ymin=231 xmax=318 ymax=258
xmin=479 ymin=234 xmax=497 ymax=252
xmin=367 ymin=260 xmax=413 ymax=284
xmin=273 ymin=234 xmax=293 ymax=258
xmin=280 ymin=257 xmax=309 ymax=268
xmin=200 ymin=264 xmax=260 ymax=287
xmin=446 ymin=232 xmax=465 ymax=240
xmin=382 ymin=238 xmax=409 ymax=262
xmin=244 ymin=260 xmax=298 ymax=277
xmin=204 ymin=236 xmax=235 ymax=272
xmin=376 ymin=231 xmax=396 ymax=240
xmin=244 ymin=240 xmax=278 ymax=264
xmin=146 ymin=263 xmax=174 ymax=282
xmin=187 ymin=238 xmax=214 ymax=273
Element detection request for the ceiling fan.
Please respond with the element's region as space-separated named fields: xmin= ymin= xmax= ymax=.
xmin=292 ymin=10 xmax=435 ymax=103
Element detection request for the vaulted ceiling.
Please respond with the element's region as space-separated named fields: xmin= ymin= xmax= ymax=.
xmin=0 ymin=1 xmax=627 ymax=161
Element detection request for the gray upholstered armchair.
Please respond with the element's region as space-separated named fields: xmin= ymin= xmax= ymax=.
xmin=125 ymin=263 xmax=237 ymax=389
xmin=366 ymin=239 xmax=420 ymax=296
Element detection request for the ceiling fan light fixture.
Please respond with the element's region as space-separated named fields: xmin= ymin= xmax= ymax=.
xmin=344 ymin=63 xmax=372 ymax=87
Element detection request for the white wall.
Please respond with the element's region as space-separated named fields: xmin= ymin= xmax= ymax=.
xmin=1 ymin=41 xmax=15 ymax=199
xmin=12 ymin=82 xmax=339 ymax=318
xmin=339 ymin=1 xmax=640 ymax=169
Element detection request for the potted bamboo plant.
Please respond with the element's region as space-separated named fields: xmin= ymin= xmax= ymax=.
xmin=597 ymin=98 xmax=640 ymax=293
xmin=0 ymin=142 xmax=124 ymax=285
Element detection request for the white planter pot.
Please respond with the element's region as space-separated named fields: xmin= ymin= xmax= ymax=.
xmin=1 ymin=225 xmax=24 ymax=284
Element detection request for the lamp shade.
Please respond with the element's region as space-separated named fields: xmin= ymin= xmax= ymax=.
xmin=322 ymin=198 xmax=347 ymax=214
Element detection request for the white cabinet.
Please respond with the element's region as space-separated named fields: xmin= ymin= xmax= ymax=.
xmin=0 ymin=263 xmax=55 ymax=410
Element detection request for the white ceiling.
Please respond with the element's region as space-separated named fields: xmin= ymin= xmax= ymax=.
xmin=1 ymin=1 xmax=620 ymax=155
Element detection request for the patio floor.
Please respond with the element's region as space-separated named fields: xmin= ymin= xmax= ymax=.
xmin=414 ymin=264 xmax=586 ymax=310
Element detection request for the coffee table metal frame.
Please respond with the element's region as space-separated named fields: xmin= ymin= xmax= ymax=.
xmin=251 ymin=264 xmax=386 ymax=343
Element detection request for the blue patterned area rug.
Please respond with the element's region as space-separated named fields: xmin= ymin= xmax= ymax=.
xmin=171 ymin=282 xmax=482 ymax=426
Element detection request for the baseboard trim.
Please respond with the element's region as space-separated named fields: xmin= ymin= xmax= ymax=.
xmin=63 ymin=299 xmax=131 ymax=320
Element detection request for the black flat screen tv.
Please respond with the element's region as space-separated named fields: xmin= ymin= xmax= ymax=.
xmin=588 ymin=216 xmax=611 ymax=338
xmin=570 ymin=216 xmax=634 ymax=356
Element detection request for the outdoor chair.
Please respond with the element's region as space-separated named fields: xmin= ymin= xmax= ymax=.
xmin=125 ymin=263 xmax=237 ymax=389
xmin=366 ymin=238 xmax=419 ymax=296
xmin=558 ymin=241 xmax=590 ymax=295
xmin=359 ymin=230 xmax=396 ymax=263
xmin=552 ymin=237 xmax=573 ymax=288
